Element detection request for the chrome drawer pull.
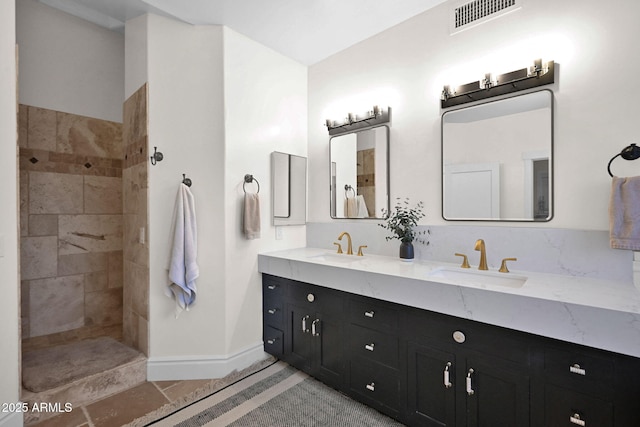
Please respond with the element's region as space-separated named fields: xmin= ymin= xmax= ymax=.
xmin=302 ymin=315 xmax=310 ymax=333
xmin=366 ymin=382 xmax=375 ymax=392
xmin=267 ymin=284 xmax=277 ymax=290
xmin=569 ymin=364 xmax=586 ymax=376
xmin=266 ymin=338 xmax=278 ymax=345
xmin=312 ymin=319 xmax=320 ymax=336
xmin=444 ymin=362 xmax=452 ymax=388
xmin=570 ymin=413 xmax=586 ymax=426
xmin=364 ymin=310 xmax=375 ymax=318
xmin=267 ymin=308 xmax=278 ymax=315
xmin=466 ymin=368 xmax=475 ymax=395
xmin=365 ymin=343 xmax=375 ymax=352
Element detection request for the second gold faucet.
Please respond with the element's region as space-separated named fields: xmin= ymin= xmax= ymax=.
xmin=474 ymin=239 xmax=488 ymax=270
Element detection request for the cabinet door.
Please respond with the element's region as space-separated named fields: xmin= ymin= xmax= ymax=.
xmin=407 ymin=342 xmax=456 ymax=427
xmin=285 ymin=303 xmax=313 ymax=372
xmin=313 ymin=310 xmax=345 ymax=387
xmin=464 ymin=354 xmax=531 ymax=427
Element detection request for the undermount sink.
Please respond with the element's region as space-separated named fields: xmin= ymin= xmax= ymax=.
xmin=428 ymin=267 xmax=528 ymax=288
xmin=306 ymin=252 xmax=363 ymax=263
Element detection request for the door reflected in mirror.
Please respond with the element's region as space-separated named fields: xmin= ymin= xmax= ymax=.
xmin=330 ymin=125 xmax=389 ymax=219
xmin=442 ymin=90 xmax=553 ymax=221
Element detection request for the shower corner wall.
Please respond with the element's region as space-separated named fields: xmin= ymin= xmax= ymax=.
xmin=122 ymin=83 xmax=150 ymax=356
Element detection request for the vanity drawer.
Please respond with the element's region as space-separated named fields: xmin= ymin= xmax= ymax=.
xmin=406 ymin=309 xmax=530 ymax=366
xmin=349 ymin=298 xmax=398 ymax=333
xmin=263 ymin=326 xmax=284 ymax=357
xmin=288 ymin=282 xmax=343 ymax=314
xmin=262 ymin=300 xmax=283 ymax=328
xmin=544 ymin=384 xmax=613 ymax=427
xmin=349 ymin=357 xmax=400 ymax=413
xmin=348 ymin=324 xmax=399 ymax=368
xmin=544 ymin=346 xmax=614 ymax=392
xmin=263 ymin=275 xmax=286 ymax=299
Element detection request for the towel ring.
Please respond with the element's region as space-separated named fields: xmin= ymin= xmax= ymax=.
xmin=182 ymin=174 xmax=192 ymax=187
xmin=344 ymin=184 xmax=356 ymax=198
xmin=608 ymin=143 xmax=640 ymax=177
xmin=243 ymin=174 xmax=260 ymax=193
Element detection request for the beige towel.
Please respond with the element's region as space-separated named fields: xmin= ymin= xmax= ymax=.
xmin=344 ymin=197 xmax=357 ymax=218
xmin=243 ymin=193 xmax=261 ymax=239
xmin=610 ymin=176 xmax=640 ymax=250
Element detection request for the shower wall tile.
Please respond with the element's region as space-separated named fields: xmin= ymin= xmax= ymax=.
xmin=29 ymin=214 xmax=58 ymax=236
xmin=27 ymin=106 xmax=56 ymax=151
xmin=21 ymin=281 xmax=30 ymax=339
xmin=19 ymin=104 xmax=126 ymax=343
xmin=85 ymin=288 xmax=123 ymax=327
xmin=58 ymin=214 xmax=123 ymax=256
xmin=57 ymin=112 xmax=123 ymax=158
xmin=20 ymin=170 xmax=29 ymax=237
xmin=18 ymin=104 xmax=28 ymax=149
xmin=21 ymin=236 xmax=58 ymax=280
xmin=123 ymin=163 xmax=148 ymax=215
xmin=85 ymin=271 xmax=109 ymax=293
xmin=58 ymin=252 xmax=109 ymax=276
xmin=123 ymin=83 xmax=148 ymax=144
xmin=29 ymin=275 xmax=85 ymax=337
xmin=108 ymin=251 xmax=124 ymax=289
xmin=29 ymin=171 xmax=83 ymax=214
xmin=123 ymin=83 xmax=149 ymax=355
xmin=84 ymin=176 xmax=123 ymax=214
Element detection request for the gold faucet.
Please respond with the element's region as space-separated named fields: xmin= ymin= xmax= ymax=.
xmin=338 ymin=232 xmax=353 ymax=255
xmin=474 ymin=239 xmax=488 ymax=270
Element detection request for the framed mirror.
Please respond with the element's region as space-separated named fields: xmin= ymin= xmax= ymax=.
xmin=442 ymin=90 xmax=553 ymax=221
xmin=330 ymin=125 xmax=389 ymax=219
xmin=271 ymin=152 xmax=306 ymax=225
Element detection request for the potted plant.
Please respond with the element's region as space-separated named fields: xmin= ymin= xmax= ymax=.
xmin=379 ymin=198 xmax=428 ymax=261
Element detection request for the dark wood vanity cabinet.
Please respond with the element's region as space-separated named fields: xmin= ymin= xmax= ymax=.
xmin=405 ymin=309 xmax=532 ymax=427
xmin=347 ymin=297 xmax=402 ymax=417
xmin=263 ymin=275 xmax=345 ymax=389
xmin=262 ymin=274 xmax=640 ymax=426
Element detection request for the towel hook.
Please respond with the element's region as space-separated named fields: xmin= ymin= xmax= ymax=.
xmin=150 ymin=147 xmax=163 ymax=166
xmin=182 ymin=174 xmax=192 ymax=187
xmin=608 ymin=143 xmax=640 ymax=177
xmin=243 ymin=174 xmax=260 ymax=194
xmin=344 ymin=184 xmax=356 ymax=198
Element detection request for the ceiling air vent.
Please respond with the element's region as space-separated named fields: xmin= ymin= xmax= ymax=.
xmin=451 ymin=0 xmax=522 ymax=33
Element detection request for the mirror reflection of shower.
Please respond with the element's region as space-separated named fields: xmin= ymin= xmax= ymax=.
xmin=330 ymin=126 xmax=389 ymax=219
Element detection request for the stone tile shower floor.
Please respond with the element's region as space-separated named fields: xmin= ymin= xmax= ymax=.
xmin=28 ymin=354 xmax=276 ymax=427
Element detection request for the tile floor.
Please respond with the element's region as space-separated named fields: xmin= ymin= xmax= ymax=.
xmin=31 ymin=377 xmax=217 ymax=427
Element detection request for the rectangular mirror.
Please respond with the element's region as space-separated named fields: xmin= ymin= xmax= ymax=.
xmin=442 ymin=90 xmax=553 ymax=221
xmin=330 ymin=125 xmax=389 ymax=219
xmin=272 ymin=152 xmax=306 ymax=225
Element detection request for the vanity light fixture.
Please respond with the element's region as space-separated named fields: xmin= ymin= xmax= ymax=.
xmin=441 ymin=59 xmax=555 ymax=108
xmin=325 ymin=105 xmax=391 ymax=136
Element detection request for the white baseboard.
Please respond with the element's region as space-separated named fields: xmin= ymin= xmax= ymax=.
xmin=0 ymin=412 xmax=23 ymax=427
xmin=146 ymin=342 xmax=268 ymax=381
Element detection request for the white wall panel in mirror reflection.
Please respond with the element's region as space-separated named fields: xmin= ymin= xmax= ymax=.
xmin=442 ymin=90 xmax=553 ymax=221
xmin=272 ymin=152 xmax=307 ymax=225
xmin=330 ymin=126 xmax=389 ymax=219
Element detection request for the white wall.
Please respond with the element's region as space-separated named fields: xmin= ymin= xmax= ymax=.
xmin=223 ymin=28 xmax=307 ymax=354
xmin=308 ymin=0 xmax=640 ymax=231
xmin=140 ymin=16 xmax=307 ymax=378
xmin=144 ymin=15 xmax=228 ymax=367
xmin=0 ymin=1 xmax=21 ymax=425
xmin=16 ymin=0 xmax=124 ymax=122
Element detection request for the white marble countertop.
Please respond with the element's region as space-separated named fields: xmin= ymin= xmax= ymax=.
xmin=258 ymin=247 xmax=640 ymax=358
